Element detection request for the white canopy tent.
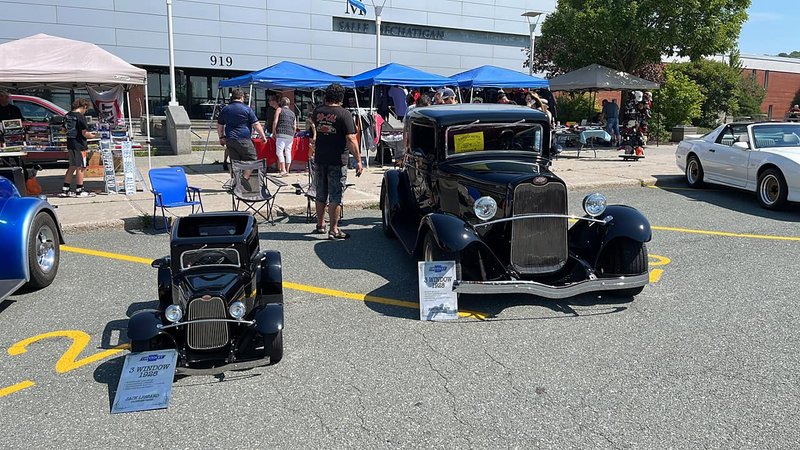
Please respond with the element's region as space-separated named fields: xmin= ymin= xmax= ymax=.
xmin=0 ymin=33 xmax=152 ymax=168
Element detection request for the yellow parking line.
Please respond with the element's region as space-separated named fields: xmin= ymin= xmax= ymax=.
xmin=649 ymin=269 xmax=664 ymax=284
xmin=0 ymin=380 xmax=35 ymax=398
xmin=652 ymin=225 xmax=800 ymax=242
xmin=61 ymin=246 xmax=486 ymax=320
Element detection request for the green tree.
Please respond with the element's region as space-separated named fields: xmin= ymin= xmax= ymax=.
xmin=736 ymin=73 xmax=766 ymax=117
xmin=654 ymin=66 xmax=704 ymax=129
xmin=555 ymin=93 xmax=596 ymax=123
xmin=792 ymin=88 xmax=800 ymax=108
xmin=777 ymin=51 xmax=800 ymax=58
xmin=530 ymin=0 xmax=750 ymax=75
xmin=673 ymin=59 xmax=741 ymax=127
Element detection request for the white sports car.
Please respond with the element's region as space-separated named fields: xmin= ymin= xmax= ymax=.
xmin=675 ymin=122 xmax=800 ymax=209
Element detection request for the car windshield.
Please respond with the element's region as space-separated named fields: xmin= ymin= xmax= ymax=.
xmin=180 ymin=248 xmax=240 ymax=269
xmin=752 ymin=124 xmax=800 ymax=148
xmin=445 ymin=122 xmax=543 ymax=157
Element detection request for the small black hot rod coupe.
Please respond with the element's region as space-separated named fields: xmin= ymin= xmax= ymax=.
xmin=381 ymin=104 xmax=651 ymax=299
xmin=127 ymin=212 xmax=284 ymax=373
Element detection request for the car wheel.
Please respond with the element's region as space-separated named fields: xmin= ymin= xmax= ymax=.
xmin=685 ymin=155 xmax=704 ymax=188
xmin=381 ymin=184 xmax=396 ymax=238
xmin=421 ymin=232 xmax=462 ymax=281
xmin=757 ymin=168 xmax=788 ymax=210
xmin=26 ymin=212 xmax=59 ymax=289
xmin=597 ymin=239 xmax=648 ymax=297
xmin=265 ymin=331 xmax=283 ymax=364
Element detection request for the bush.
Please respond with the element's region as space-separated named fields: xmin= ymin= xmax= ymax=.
xmin=555 ymin=93 xmax=596 ymax=123
xmin=654 ymin=66 xmax=704 ymax=130
xmin=736 ymin=74 xmax=766 ymax=117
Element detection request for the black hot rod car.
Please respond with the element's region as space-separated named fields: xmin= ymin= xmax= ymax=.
xmin=127 ymin=212 xmax=284 ymax=374
xmin=381 ymin=104 xmax=651 ymax=299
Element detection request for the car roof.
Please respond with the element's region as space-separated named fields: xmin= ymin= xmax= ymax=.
xmin=9 ymin=94 xmax=68 ymax=114
xmin=408 ymin=103 xmax=549 ymax=127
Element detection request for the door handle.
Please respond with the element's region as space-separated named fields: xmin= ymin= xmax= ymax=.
xmin=708 ymin=149 xmax=715 ymax=152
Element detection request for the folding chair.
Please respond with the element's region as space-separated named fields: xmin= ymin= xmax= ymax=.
xmin=148 ymin=167 xmax=203 ymax=231
xmin=229 ymin=159 xmax=286 ymax=225
xmin=292 ymin=159 xmax=353 ymax=223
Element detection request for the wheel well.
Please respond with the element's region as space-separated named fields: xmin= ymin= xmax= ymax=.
xmin=757 ymin=164 xmax=782 ymax=180
xmin=686 ymin=152 xmax=699 ymax=163
xmin=414 ymin=224 xmax=431 ymax=257
xmin=38 ymin=208 xmax=65 ymax=244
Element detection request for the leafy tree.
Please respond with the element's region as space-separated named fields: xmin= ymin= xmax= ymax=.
xmin=673 ymin=59 xmax=742 ymax=127
xmin=654 ymin=66 xmax=704 ymax=129
xmin=554 ymin=93 xmax=596 ymax=123
xmin=530 ymin=0 xmax=750 ymax=75
xmin=777 ymin=51 xmax=800 ymax=58
xmin=736 ymin=73 xmax=766 ymax=117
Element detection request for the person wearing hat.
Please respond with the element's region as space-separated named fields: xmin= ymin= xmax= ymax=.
xmin=440 ymin=88 xmax=458 ymax=105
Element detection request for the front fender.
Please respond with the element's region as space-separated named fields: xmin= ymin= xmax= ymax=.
xmin=569 ymin=205 xmax=651 ymax=265
xmin=255 ymin=303 xmax=284 ymax=336
xmin=127 ymin=309 xmax=163 ymax=341
xmin=0 ymin=196 xmax=64 ymax=283
xmin=257 ymin=250 xmax=283 ymax=297
xmin=418 ymin=213 xmax=483 ymax=254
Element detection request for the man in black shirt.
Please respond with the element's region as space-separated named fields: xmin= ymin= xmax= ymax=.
xmin=0 ymin=90 xmax=23 ymax=121
xmin=311 ymin=83 xmax=362 ymax=240
xmin=60 ymin=98 xmax=97 ymax=197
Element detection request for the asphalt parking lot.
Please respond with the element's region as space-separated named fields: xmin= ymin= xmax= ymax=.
xmin=1 ymin=182 xmax=799 ymax=448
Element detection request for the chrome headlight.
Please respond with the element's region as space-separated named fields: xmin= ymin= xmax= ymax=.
xmin=473 ymin=196 xmax=497 ymax=221
xmin=165 ymin=304 xmax=183 ymax=323
xmin=582 ymin=193 xmax=607 ymax=217
xmin=229 ymin=301 xmax=246 ymax=320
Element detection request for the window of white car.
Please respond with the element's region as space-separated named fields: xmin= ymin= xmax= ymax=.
xmin=752 ymin=124 xmax=800 ymax=148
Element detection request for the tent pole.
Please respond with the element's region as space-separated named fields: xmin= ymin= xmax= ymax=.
xmin=470 ymin=87 xmax=474 ymax=103
xmin=202 ymin=87 xmax=221 ymax=165
xmin=248 ymin=84 xmax=253 ymax=107
xmin=144 ymin=81 xmax=152 ymax=171
xmin=457 ymin=86 xmax=462 ymax=104
xmin=125 ymin=87 xmax=133 ymax=141
xmin=354 ymin=89 xmax=366 ymax=169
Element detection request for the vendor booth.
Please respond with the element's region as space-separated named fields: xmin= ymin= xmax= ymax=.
xmin=450 ymin=65 xmax=549 ymax=102
xmin=209 ymin=61 xmax=356 ymax=167
xmin=0 ymin=34 xmax=152 ymax=175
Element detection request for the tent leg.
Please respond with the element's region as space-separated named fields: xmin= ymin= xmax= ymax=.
xmin=248 ymin=84 xmax=253 ymax=107
xmin=144 ymin=81 xmax=152 ymax=171
xmin=202 ymin=87 xmax=221 ymax=165
xmin=470 ymin=87 xmax=474 ymax=103
xmin=356 ymin=89 xmax=367 ymax=169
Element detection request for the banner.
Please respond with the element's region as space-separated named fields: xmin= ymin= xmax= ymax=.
xmin=87 ymin=85 xmax=125 ymax=126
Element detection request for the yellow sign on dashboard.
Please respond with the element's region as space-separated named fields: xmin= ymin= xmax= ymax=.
xmin=453 ymin=132 xmax=484 ymax=153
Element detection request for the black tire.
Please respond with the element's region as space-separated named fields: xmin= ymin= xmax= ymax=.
xmin=757 ymin=168 xmax=788 ymax=210
xmin=685 ymin=155 xmax=704 ymax=188
xmin=266 ymin=331 xmax=283 ymax=364
xmin=381 ymin=184 xmax=396 ymax=238
xmin=597 ymin=240 xmax=648 ymax=297
xmin=26 ymin=212 xmax=59 ymax=289
xmin=421 ymin=232 xmax=462 ymax=281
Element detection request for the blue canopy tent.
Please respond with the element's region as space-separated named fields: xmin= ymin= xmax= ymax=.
xmin=451 ymin=65 xmax=549 ymax=101
xmin=205 ymin=61 xmax=357 ymax=164
xmin=349 ymin=62 xmax=456 ymax=88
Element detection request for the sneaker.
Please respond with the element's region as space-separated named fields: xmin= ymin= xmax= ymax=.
xmin=58 ymin=191 xmax=74 ymax=198
xmin=76 ymin=191 xmax=96 ymax=198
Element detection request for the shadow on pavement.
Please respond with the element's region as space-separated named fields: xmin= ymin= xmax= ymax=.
xmin=652 ymin=175 xmax=800 ymax=222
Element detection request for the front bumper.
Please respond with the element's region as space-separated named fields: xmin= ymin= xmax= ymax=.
xmin=455 ymin=273 xmax=649 ymax=299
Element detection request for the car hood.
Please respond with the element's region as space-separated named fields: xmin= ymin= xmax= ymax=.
xmin=445 ymin=158 xmax=550 ymax=186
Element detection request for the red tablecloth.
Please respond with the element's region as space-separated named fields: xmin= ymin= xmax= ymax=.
xmin=253 ymin=137 xmax=310 ymax=167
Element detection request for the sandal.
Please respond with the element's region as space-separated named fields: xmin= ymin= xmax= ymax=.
xmin=312 ymin=226 xmax=327 ymax=234
xmin=328 ymin=229 xmax=350 ymax=240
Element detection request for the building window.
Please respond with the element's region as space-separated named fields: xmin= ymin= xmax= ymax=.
xmin=763 ymin=70 xmax=769 ymax=89
xmin=768 ymin=105 xmax=773 ymax=120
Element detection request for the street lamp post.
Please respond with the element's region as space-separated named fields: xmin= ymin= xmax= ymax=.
xmin=166 ymin=0 xmax=178 ymax=105
xmin=522 ymin=11 xmax=544 ymax=76
xmin=371 ymin=0 xmax=388 ymax=68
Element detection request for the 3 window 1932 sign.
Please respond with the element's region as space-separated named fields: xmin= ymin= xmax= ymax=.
xmin=210 ymin=55 xmax=233 ymax=66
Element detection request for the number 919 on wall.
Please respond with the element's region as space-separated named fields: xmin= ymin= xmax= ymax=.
xmin=210 ymin=55 xmax=233 ymax=66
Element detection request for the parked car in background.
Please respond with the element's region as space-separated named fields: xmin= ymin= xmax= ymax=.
xmin=381 ymin=104 xmax=652 ymax=300
xmin=676 ymin=122 xmax=800 ymax=209
xmin=0 ymin=177 xmax=63 ymax=301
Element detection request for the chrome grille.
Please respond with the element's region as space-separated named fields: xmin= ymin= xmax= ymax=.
xmin=510 ymin=182 xmax=568 ymax=274
xmin=187 ymin=296 xmax=229 ymax=350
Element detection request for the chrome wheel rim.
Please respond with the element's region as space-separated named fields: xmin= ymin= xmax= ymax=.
xmin=687 ymin=160 xmax=699 ymax=184
xmin=36 ymin=225 xmax=56 ymax=273
xmin=760 ymin=174 xmax=780 ymax=205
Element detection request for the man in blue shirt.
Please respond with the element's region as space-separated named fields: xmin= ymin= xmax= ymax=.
xmin=216 ymin=89 xmax=267 ymax=169
xmin=603 ymin=98 xmax=620 ymax=146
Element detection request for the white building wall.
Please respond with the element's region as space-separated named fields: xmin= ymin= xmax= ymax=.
xmin=0 ymin=0 xmax=557 ymax=76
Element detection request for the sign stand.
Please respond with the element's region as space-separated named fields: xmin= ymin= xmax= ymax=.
xmin=111 ymin=349 xmax=179 ymax=414
xmin=121 ymin=141 xmax=137 ymax=195
xmin=418 ymin=261 xmax=459 ymax=321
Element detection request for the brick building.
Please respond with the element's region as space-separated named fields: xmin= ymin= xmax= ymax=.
xmin=738 ymin=54 xmax=800 ymax=119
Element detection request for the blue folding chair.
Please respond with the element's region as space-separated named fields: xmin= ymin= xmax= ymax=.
xmin=148 ymin=167 xmax=204 ymax=230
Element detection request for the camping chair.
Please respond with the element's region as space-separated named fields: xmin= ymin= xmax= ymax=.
xmin=292 ymin=159 xmax=354 ymax=223
xmin=148 ymin=167 xmax=204 ymax=231
xmin=229 ymin=159 xmax=286 ymax=225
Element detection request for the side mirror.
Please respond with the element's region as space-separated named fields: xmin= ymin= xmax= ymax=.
xmin=732 ymin=142 xmax=750 ymax=150
xmin=151 ymin=256 xmax=171 ymax=268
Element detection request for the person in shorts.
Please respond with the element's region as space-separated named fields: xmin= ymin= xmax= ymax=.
xmin=60 ymin=98 xmax=97 ymax=198
xmin=311 ymin=83 xmax=362 ymax=240
xmin=217 ymin=89 xmax=267 ymax=165
xmin=271 ymin=96 xmax=297 ymax=177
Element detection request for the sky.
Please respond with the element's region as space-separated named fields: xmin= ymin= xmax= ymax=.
xmin=738 ymin=0 xmax=800 ymax=55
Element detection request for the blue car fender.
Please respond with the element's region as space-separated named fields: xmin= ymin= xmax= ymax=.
xmin=418 ymin=213 xmax=483 ymax=254
xmin=0 ymin=180 xmax=64 ymax=283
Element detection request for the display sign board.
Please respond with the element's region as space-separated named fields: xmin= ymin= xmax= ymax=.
xmin=121 ymin=141 xmax=137 ymax=195
xmin=111 ymin=349 xmax=178 ymax=414
xmin=100 ymin=143 xmax=118 ymax=194
xmin=418 ymin=261 xmax=458 ymax=321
